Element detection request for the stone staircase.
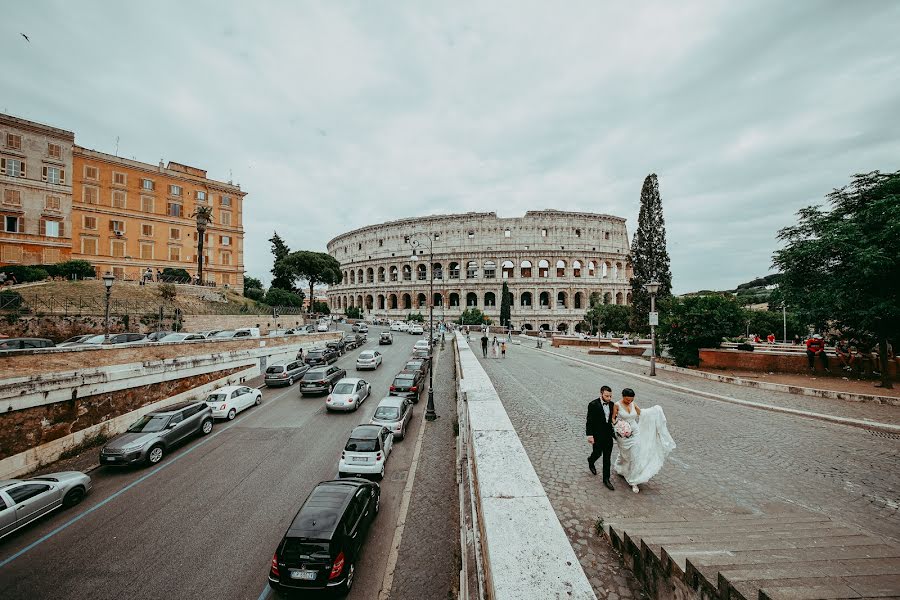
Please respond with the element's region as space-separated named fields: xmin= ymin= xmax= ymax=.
xmin=604 ymin=511 xmax=900 ymax=599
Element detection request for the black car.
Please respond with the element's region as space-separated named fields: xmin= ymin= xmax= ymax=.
xmin=341 ymin=334 xmax=358 ymax=351
xmin=389 ymin=369 xmax=424 ymax=402
xmin=268 ymin=479 xmax=379 ymax=596
xmin=403 ymin=359 xmax=428 ymax=378
xmin=305 ymin=348 xmax=339 ymax=366
xmin=379 ymin=332 xmax=393 ymax=345
xmin=326 ymin=339 xmax=347 ymax=355
xmin=300 ymin=365 xmax=348 ymax=395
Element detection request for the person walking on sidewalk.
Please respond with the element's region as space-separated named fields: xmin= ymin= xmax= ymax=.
xmin=480 ymin=332 xmax=489 ymax=358
xmin=586 ymin=385 xmax=616 ymax=490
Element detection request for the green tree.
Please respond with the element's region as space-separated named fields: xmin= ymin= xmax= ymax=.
xmin=743 ymin=308 xmax=804 ymax=342
xmin=263 ymin=287 xmax=304 ymax=308
xmin=585 ymin=304 xmax=633 ymax=335
xmin=243 ymin=276 xmax=264 ymax=301
xmin=269 ymin=232 xmax=296 ymax=292
xmin=160 ymin=267 xmax=190 ymax=282
xmin=629 ymin=173 xmax=673 ymax=332
xmin=312 ymin=301 xmax=330 ymax=314
xmin=499 ymin=281 xmax=511 ymax=327
xmin=406 ymin=312 xmax=425 ymax=323
xmin=773 ymin=170 xmax=900 ymax=388
xmin=278 ymin=251 xmax=342 ymax=313
xmin=457 ymin=308 xmax=491 ymax=325
xmin=345 ymin=306 xmax=362 ymax=319
xmin=660 ymin=294 xmax=745 ymax=366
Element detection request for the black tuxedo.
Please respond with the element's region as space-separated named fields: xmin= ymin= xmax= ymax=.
xmin=586 ymin=398 xmax=615 ymax=480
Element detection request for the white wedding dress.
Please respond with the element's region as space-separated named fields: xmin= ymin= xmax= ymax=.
xmin=613 ymin=402 xmax=676 ymax=486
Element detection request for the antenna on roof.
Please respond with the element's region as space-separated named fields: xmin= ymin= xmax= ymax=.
xmin=115 ymin=136 xmax=119 ymax=157
xmin=229 ymin=169 xmax=233 ymax=185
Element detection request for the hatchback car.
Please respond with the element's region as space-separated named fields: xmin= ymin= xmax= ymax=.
xmin=370 ymin=396 xmax=414 ymax=440
xmin=357 ymin=324 xmax=368 ymax=334
xmin=305 ymin=348 xmax=339 ymax=366
xmin=267 ymin=479 xmax=379 ymax=596
xmin=0 ymin=472 xmax=92 ymax=539
xmin=99 ymin=401 xmax=213 ymax=466
xmin=389 ymin=370 xmax=424 ymax=401
xmin=379 ymin=332 xmax=393 ymax=345
xmin=326 ymin=339 xmax=347 ymax=355
xmin=264 ymin=360 xmax=309 ymax=387
xmin=301 ymin=366 xmax=347 ymax=395
xmin=355 ymin=350 xmax=382 ymax=371
xmin=0 ymin=338 xmax=55 ymax=351
xmin=326 ymin=378 xmax=371 ymax=412
xmin=158 ymin=332 xmax=207 ymax=343
xmin=408 ymin=324 xmax=424 ymax=335
xmin=80 ymin=333 xmax=146 ymax=345
xmin=56 ymin=334 xmax=93 ymax=347
xmin=205 ymin=385 xmax=262 ymax=419
xmin=413 ymin=339 xmax=430 ymax=352
xmin=338 ymin=425 xmax=393 ymax=480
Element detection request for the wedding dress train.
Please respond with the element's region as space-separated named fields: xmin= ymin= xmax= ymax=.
xmin=613 ymin=403 xmax=676 ymax=486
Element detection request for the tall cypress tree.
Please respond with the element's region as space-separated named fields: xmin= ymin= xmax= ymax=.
xmin=500 ymin=281 xmax=511 ymax=327
xmin=629 ymin=174 xmax=673 ymax=331
xmin=269 ymin=232 xmax=296 ymax=291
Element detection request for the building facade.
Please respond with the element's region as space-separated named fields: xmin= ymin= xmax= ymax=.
xmin=71 ymin=147 xmax=247 ymax=290
xmin=327 ymin=210 xmax=633 ymax=332
xmin=0 ymin=114 xmax=74 ymax=266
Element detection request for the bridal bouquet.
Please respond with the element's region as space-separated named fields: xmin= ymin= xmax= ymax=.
xmin=614 ymin=420 xmax=633 ymax=438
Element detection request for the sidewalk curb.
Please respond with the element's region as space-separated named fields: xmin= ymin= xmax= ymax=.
xmin=620 ymin=356 xmax=900 ymax=406
xmin=530 ymin=345 xmax=900 ymax=435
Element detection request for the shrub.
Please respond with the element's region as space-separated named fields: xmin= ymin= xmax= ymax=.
xmin=160 ymin=267 xmax=190 ymax=283
xmin=457 ymin=308 xmax=491 ymax=325
xmin=312 ymin=301 xmax=330 ymax=314
xmin=407 ymin=312 xmax=425 ymax=323
xmin=264 ymin=287 xmax=304 ymax=307
xmin=244 ymin=287 xmax=265 ymax=302
xmin=345 ymin=306 xmax=362 ymax=319
xmin=45 ymin=260 xmax=96 ymax=280
xmin=660 ymin=294 xmax=745 ymax=366
xmin=2 ymin=265 xmax=50 ymax=283
xmin=158 ymin=283 xmax=177 ymax=301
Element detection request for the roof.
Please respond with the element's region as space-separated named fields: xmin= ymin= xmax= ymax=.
xmin=0 ymin=480 xmax=22 ymax=489
xmin=208 ymin=386 xmax=243 ymax=394
xmin=376 ymin=396 xmax=405 ymax=408
xmin=350 ymin=424 xmax=383 ymax=439
xmin=150 ymin=400 xmax=204 ymax=414
xmin=395 ymin=370 xmax=417 ymax=377
xmin=287 ymin=482 xmax=359 ymax=539
xmin=336 ymin=377 xmax=364 ymax=384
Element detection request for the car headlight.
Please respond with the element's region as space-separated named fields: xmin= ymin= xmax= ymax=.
xmin=122 ymin=443 xmax=145 ymax=453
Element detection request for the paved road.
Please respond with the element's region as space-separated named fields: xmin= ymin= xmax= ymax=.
xmin=469 ymin=338 xmax=900 ymax=598
xmin=0 ymin=326 xmax=442 ymax=600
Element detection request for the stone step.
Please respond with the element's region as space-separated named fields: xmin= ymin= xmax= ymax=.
xmin=616 ymin=516 xmax=833 ymax=536
xmin=630 ymin=526 xmax=862 ymax=547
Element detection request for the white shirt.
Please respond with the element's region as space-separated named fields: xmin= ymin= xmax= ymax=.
xmin=602 ymin=402 xmax=610 ymax=421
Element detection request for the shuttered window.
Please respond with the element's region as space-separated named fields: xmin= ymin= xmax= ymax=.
xmin=6 ymin=134 xmax=22 ymax=150
xmin=112 ymin=190 xmax=127 ymax=208
xmin=81 ymin=237 xmax=98 ymax=255
xmin=110 ymin=240 xmax=126 ymax=257
xmin=2 ymin=190 xmax=21 ymax=206
xmin=45 ymin=195 xmax=61 ymax=210
xmin=141 ymin=196 xmax=154 ymax=212
xmin=47 ymin=143 xmax=62 ymax=159
xmin=2 ymin=244 xmax=23 ymax=262
xmin=113 ymin=172 xmax=127 ymax=185
xmin=0 ymin=158 xmax=25 ymax=177
xmin=42 ymin=166 xmax=65 ymax=184
xmin=83 ymin=216 xmax=97 ymax=230
xmin=83 ymin=187 xmax=98 ymax=204
xmin=140 ymin=243 xmax=154 ymax=260
xmin=40 ymin=219 xmax=61 ymax=237
xmin=84 ymin=165 xmax=98 ymax=180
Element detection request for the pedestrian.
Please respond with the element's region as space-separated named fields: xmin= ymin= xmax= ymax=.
xmin=480 ymin=332 xmax=489 ymax=358
xmin=501 ymin=340 xmax=506 ymax=358
xmin=805 ymin=334 xmax=830 ymax=373
xmin=586 ymin=385 xmax=616 ymax=490
xmin=491 ymin=336 xmax=499 ymax=358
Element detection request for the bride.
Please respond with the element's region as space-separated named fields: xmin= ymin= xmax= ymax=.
xmin=612 ymin=388 xmax=676 ymax=493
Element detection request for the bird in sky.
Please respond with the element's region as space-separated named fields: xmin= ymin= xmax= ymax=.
xmin=21 ymin=33 xmax=30 ymax=42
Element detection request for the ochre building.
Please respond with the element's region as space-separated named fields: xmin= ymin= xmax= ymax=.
xmin=327 ymin=210 xmax=633 ymax=332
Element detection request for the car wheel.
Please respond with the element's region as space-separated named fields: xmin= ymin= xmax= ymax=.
xmin=147 ymin=445 xmax=164 ymax=465
xmin=227 ymin=408 xmax=236 ymax=420
xmin=62 ymin=486 xmax=86 ymax=508
xmin=255 ymin=394 xmax=262 ymax=406
xmin=201 ymin=418 xmax=213 ymax=435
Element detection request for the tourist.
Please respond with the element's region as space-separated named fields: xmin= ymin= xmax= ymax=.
xmin=586 ymin=385 xmax=616 ymax=490
xmin=767 ymin=333 xmax=776 ymax=344
xmin=480 ymin=332 xmax=488 ymax=358
xmin=835 ymin=338 xmax=854 ymax=372
xmin=805 ymin=334 xmax=829 ymax=372
xmin=873 ymin=340 xmax=894 ymax=386
xmin=753 ymin=334 xmax=762 ymax=343
xmin=491 ymin=336 xmax=499 ymax=358
xmin=611 ymin=388 xmax=676 ymax=494
xmin=500 ymin=340 xmax=506 ymax=358
xmin=793 ymin=334 xmax=801 ymax=345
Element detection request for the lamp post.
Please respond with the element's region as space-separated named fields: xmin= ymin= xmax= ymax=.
xmin=410 ymin=235 xmax=437 ymax=422
xmin=103 ymin=272 xmax=115 ymax=343
xmin=644 ymin=281 xmax=660 ymax=376
xmin=782 ymin=303 xmax=787 ymax=344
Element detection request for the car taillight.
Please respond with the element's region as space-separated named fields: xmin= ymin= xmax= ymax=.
xmin=280 ymin=373 xmax=288 ymax=378
xmin=341 ymin=451 xmax=345 ymax=459
xmin=329 ymin=551 xmax=345 ymax=580
xmin=376 ymin=452 xmax=383 ymax=461
xmin=271 ymin=553 xmax=280 ymax=576
xmin=219 ymin=403 xmax=227 ymax=410
xmin=326 ymin=395 xmax=332 ymax=403
xmin=410 ymin=386 xmax=418 ymax=392
xmin=389 ymin=385 xmax=396 ymax=391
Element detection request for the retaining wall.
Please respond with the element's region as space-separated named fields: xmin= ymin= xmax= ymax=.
xmin=699 ymin=348 xmax=898 ymax=377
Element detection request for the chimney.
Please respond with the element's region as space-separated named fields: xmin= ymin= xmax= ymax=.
xmin=159 ymin=159 xmax=164 ymax=171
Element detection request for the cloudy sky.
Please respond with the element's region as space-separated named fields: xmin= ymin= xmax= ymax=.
xmin=4 ymin=1 xmax=899 ymax=293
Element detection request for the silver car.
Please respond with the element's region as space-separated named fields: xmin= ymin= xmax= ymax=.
xmin=355 ymin=350 xmax=383 ymax=371
xmin=370 ymin=396 xmax=414 ymax=440
xmin=0 ymin=471 xmax=92 ymax=539
xmin=325 ymin=378 xmax=371 ymax=412
xmin=264 ymin=360 xmax=309 ymax=387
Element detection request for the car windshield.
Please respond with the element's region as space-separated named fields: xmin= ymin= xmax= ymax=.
xmin=281 ymin=539 xmax=331 ymax=561
xmin=374 ymin=406 xmax=400 ymax=420
xmin=393 ymin=376 xmax=414 ymax=386
xmin=405 ymin=362 xmax=422 ymax=370
xmin=303 ymin=371 xmax=326 ymax=381
xmin=266 ymin=366 xmax=285 ymax=374
xmin=206 ymin=393 xmax=227 ymax=402
xmin=81 ymin=335 xmax=106 ymax=344
xmin=358 ymin=353 xmax=374 ymax=359
xmin=345 ymin=437 xmax=377 ymax=452
xmin=62 ymin=335 xmax=87 ymax=343
xmin=127 ymin=414 xmax=169 ymax=433
xmin=332 ymin=383 xmax=354 ymax=394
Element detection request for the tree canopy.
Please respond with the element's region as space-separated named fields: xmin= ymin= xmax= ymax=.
xmin=499 ymin=281 xmax=511 ymax=327
xmin=629 ymin=173 xmax=673 ymax=331
xmin=277 ymin=251 xmax=342 ymax=313
xmin=269 ymin=232 xmax=296 ymax=292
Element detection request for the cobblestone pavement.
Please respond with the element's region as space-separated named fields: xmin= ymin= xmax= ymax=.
xmin=389 ymin=342 xmax=460 ymax=600
xmin=468 ymin=340 xmax=900 ymax=598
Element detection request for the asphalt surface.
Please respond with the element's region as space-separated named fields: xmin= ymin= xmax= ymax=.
xmin=0 ymin=325 xmax=441 ymax=600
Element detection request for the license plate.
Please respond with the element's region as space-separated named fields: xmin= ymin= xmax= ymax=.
xmin=289 ymin=569 xmax=317 ymax=580
xmin=352 ymin=457 xmax=368 ymax=462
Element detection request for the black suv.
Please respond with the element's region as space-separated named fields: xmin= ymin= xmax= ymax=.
xmin=389 ymin=369 xmax=424 ymax=402
xmin=305 ymin=348 xmax=339 ymax=366
xmin=300 ymin=365 xmax=348 ymax=395
xmin=268 ymin=478 xmax=379 ymax=596
xmin=326 ymin=339 xmax=347 ymax=355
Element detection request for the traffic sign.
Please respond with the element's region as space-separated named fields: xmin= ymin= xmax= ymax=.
xmin=649 ymin=311 xmax=659 ymax=326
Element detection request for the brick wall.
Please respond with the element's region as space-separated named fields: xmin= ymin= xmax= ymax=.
xmin=180 ymin=314 xmax=310 ymax=334
xmin=699 ymin=348 xmax=898 ymax=377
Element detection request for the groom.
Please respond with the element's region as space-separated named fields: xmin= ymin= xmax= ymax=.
xmin=586 ymin=385 xmax=616 ymax=490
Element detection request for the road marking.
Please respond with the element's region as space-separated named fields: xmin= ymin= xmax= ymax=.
xmin=0 ymin=380 xmax=296 ymax=569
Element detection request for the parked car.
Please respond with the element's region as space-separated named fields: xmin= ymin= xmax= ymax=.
xmin=338 ymin=425 xmax=393 ymax=480
xmin=403 ymin=359 xmax=428 ymax=378
xmin=158 ymin=332 xmax=207 ymax=343
xmin=390 ymin=322 xmax=407 ymax=332
xmin=300 ymin=365 xmax=347 ymax=395
xmin=79 ymin=333 xmax=147 ymax=346
xmin=99 ymin=401 xmax=213 ymax=466
xmin=326 ymin=339 xmax=347 ymax=355
xmin=413 ymin=339 xmax=430 ymax=352
xmin=357 ymin=324 xmax=368 ymax=334
xmin=194 ymin=330 xmax=223 ymax=338
xmin=355 ymin=350 xmax=382 ymax=371
xmin=325 ymin=378 xmax=371 ymax=412
xmin=264 ymin=360 xmax=309 ymax=387
xmin=408 ymin=324 xmax=424 ymax=335
xmin=351 ymin=323 xmax=360 ymax=332
xmin=267 ymin=478 xmax=379 ymax=596
xmin=0 ymin=471 xmax=92 ymax=539
xmin=379 ymin=332 xmax=393 ymax=345
xmin=0 ymin=338 xmax=55 ymax=351
xmin=316 ymin=322 xmax=330 ymax=332
xmin=389 ymin=370 xmax=424 ymax=402
xmin=205 ymin=385 xmax=262 ymax=420
xmin=341 ymin=333 xmax=359 ymax=351
xmin=411 ymin=348 xmax=432 ymax=364
xmin=305 ymin=348 xmax=339 ymax=366
xmin=370 ymin=396 xmax=414 ymax=440
xmin=211 ymin=328 xmax=259 ymax=339
xmin=56 ymin=334 xmax=93 ymax=348
xmin=145 ymin=331 xmax=174 ymax=342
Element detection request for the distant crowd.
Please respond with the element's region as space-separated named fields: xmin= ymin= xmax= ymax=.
xmin=746 ymin=331 xmax=894 ymax=380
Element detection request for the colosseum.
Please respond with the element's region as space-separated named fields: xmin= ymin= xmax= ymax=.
xmin=326 ymin=210 xmax=633 ymax=332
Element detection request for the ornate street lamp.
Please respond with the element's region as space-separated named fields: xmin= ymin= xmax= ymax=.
xmin=644 ymin=281 xmax=660 ymax=376
xmin=409 ymin=235 xmax=438 ymax=422
xmin=192 ymin=205 xmax=213 ymax=286
xmin=103 ymin=272 xmax=115 ymax=343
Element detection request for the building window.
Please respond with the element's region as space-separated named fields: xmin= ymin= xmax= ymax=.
xmin=140 ymin=242 xmax=154 ymax=260
xmin=2 ymin=189 xmax=21 ymax=206
xmin=111 ymin=240 xmax=126 ymax=257
xmin=541 ymin=228 xmax=547 ymax=237
xmin=0 ymin=158 xmax=25 ymax=177
xmin=222 ymin=273 xmax=231 ymax=285
xmin=504 ymin=229 xmax=511 ymax=237
xmin=168 ymin=246 xmax=181 ymax=261
xmin=220 ymin=235 xmax=231 ymax=246
xmin=604 ymin=231 xmax=610 ymax=240
xmin=84 ymin=165 xmax=98 ymax=180
xmin=141 ymin=178 xmax=155 ymax=191
xmin=169 ymin=227 xmax=181 ymax=240
xmin=83 ymin=215 xmax=97 ymax=230
xmin=169 ymin=184 xmax=182 ymax=197
xmin=83 ymin=187 xmax=98 ymax=204
xmin=42 ymin=165 xmax=65 ymax=184
xmin=141 ymin=196 xmax=154 ymax=213
xmin=2 ymin=244 xmax=23 ymax=262
xmin=112 ymin=190 xmax=127 ymax=208
xmin=45 ymin=195 xmax=61 ymax=211
xmin=220 ymin=195 xmax=232 ymax=206
xmin=196 ymin=190 xmax=206 ymax=201
xmin=468 ymin=230 xmax=475 ymax=239
xmin=40 ymin=219 xmax=61 ymax=237
xmin=220 ymin=251 xmax=232 ymax=265
xmin=141 ymin=224 xmax=153 ymax=237
xmin=6 ymin=134 xmax=22 ymax=150
xmin=4 ymin=215 xmax=21 ymax=232
xmin=220 ymin=210 xmax=232 ymax=226
xmin=167 ymin=202 xmax=182 ymax=217
xmin=113 ymin=171 xmax=127 ymax=186
xmin=109 ymin=220 xmax=125 ymax=233
xmin=81 ymin=237 xmax=98 ymax=255
xmin=48 ymin=143 xmax=62 ymax=159
xmin=575 ymin=229 xmax=581 ymax=237
xmin=43 ymin=248 xmax=60 ymax=263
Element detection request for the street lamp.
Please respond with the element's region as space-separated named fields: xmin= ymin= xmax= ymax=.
xmin=103 ymin=272 xmax=115 ymax=343
xmin=644 ymin=281 xmax=660 ymax=376
xmin=409 ymin=235 xmax=437 ymax=422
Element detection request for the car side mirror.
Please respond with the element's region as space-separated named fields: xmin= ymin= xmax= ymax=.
xmin=167 ymin=422 xmax=177 ymax=429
